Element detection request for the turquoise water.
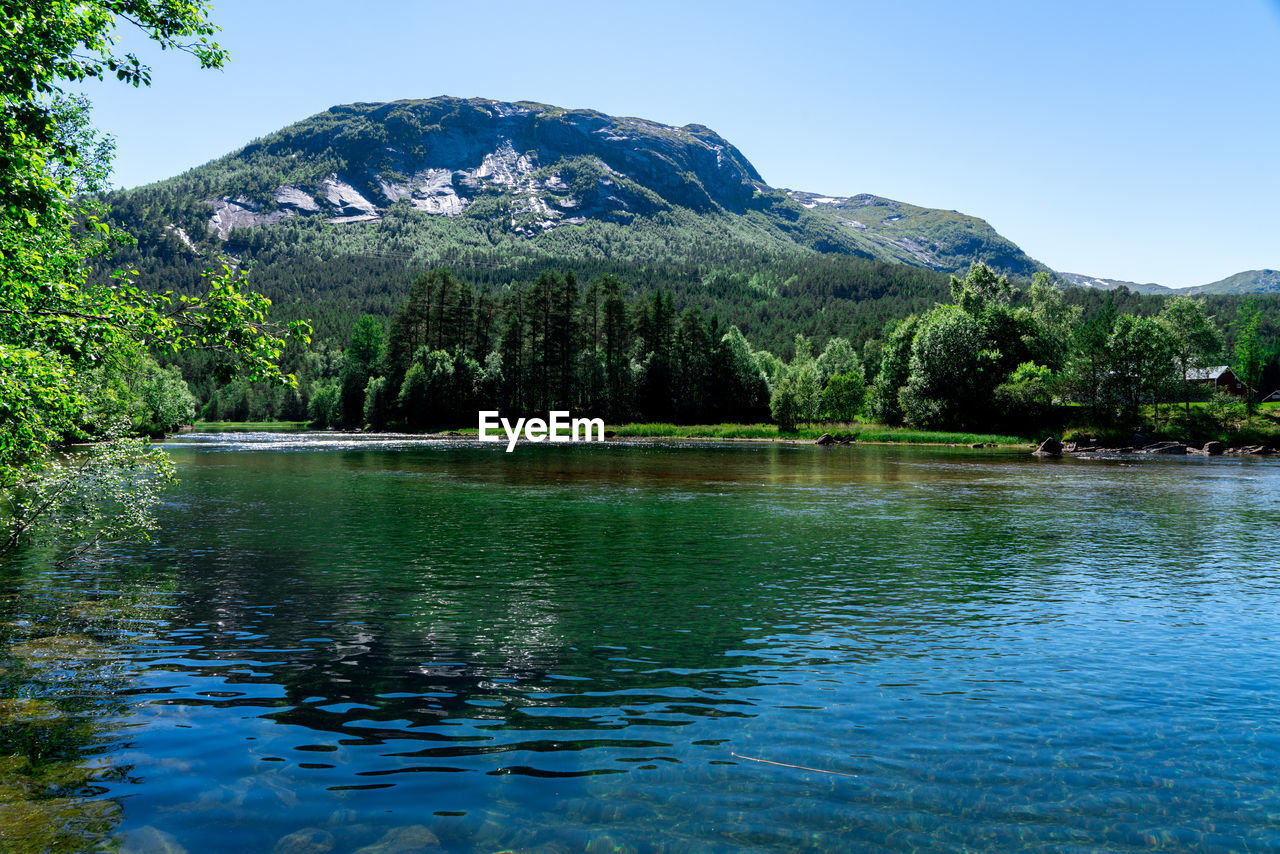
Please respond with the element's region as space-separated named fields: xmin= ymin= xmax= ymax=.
xmin=5 ymin=434 xmax=1280 ymax=852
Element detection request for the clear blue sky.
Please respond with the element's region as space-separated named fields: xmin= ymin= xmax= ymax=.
xmin=78 ymin=0 xmax=1280 ymax=288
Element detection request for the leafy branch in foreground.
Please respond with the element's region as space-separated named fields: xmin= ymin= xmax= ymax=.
xmin=0 ymin=1 xmax=308 ymax=559
xmin=1 ymin=428 xmax=174 ymax=561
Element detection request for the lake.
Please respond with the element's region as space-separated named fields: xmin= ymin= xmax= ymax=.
xmin=5 ymin=434 xmax=1280 ymax=852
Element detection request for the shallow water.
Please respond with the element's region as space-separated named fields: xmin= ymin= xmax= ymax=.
xmin=5 ymin=434 xmax=1280 ymax=852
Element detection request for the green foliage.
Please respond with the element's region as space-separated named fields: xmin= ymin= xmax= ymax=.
xmin=1027 ymin=272 xmax=1080 ymax=370
xmin=135 ymin=361 xmax=197 ymax=435
xmin=340 ymin=314 xmax=384 ymax=426
xmin=867 ymin=314 xmax=920 ymax=425
xmin=1105 ymin=314 xmax=1174 ymax=424
xmin=307 ymin=378 xmax=340 ymax=428
xmin=949 ymin=262 xmax=1013 ymax=315
xmin=815 ymin=336 xmax=863 ymax=387
xmin=769 ymin=376 xmax=800 ymax=432
xmin=790 ymin=361 xmax=822 ymax=425
xmin=0 ymin=0 xmax=307 ymax=558
xmin=899 ymin=303 xmax=1003 ymax=429
xmin=1203 ymin=391 xmax=1248 ymax=436
xmin=1064 ymin=296 xmax=1117 ymax=422
xmin=362 ymin=375 xmax=389 ymax=431
xmin=993 ymin=362 xmax=1055 ymax=430
xmin=2 ymin=432 xmax=175 ymax=561
xmin=822 ymin=372 xmax=866 ymax=422
xmin=1234 ymin=301 xmax=1265 ymax=417
xmin=1159 ymin=296 xmax=1222 ymax=418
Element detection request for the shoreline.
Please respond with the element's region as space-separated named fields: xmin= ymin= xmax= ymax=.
xmin=186 ymin=421 xmax=1030 ymax=448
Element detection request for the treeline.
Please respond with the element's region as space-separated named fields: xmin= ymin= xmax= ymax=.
xmin=194 ymin=263 xmax=1279 ymax=440
xmin=865 ymin=266 xmax=1279 ymax=436
xmin=202 ymin=269 xmax=784 ymax=428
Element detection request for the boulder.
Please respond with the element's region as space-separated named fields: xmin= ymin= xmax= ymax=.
xmin=1032 ymin=436 xmax=1062 ymax=457
xmin=1203 ymin=441 xmax=1226 ymax=456
xmin=815 ymin=433 xmax=835 ymax=445
xmin=1141 ymin=441 xmax=1187 ymax=455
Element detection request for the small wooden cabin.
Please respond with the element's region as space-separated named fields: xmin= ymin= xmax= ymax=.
xmin=1187 ymin=365 xmax=1248 ymax=397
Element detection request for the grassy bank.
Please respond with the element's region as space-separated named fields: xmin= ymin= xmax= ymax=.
xmin=610 ymin=422 xmax=1028 ymax=445
xmin=192 ymin=419 xmax=1033 ymax=446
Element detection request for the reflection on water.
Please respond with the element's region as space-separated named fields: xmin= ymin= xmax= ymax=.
xmin=5 ymin=434 xmax=1280 ymax=852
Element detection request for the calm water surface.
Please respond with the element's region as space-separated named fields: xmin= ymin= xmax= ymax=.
xmin=5 ymin=435 xmax=1280 ymax=852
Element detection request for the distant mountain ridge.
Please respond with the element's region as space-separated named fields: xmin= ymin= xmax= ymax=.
xmin=1062 ymin=269 xmax=1280 ymax=296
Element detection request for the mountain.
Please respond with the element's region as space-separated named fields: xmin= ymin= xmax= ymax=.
xmin=784 ymin=190 xmax=1040 ymax=274
xmin=1060 ymin=272 xmax=1175 ymax=295
xmin=1196 ymin=269 xmax=1280 ymax=295
xmin=103 ymin=97 xmax=1052 ymax=288
xmin=1062 ymin=269 xmax=1280 ymax=296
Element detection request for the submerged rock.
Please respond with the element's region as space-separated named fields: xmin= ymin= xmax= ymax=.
xmin=274 ymin=828 xmax=336 ymax=854
xmin=1141 ymin=441 xmax=1187 ymax=455
xmin=120 ymin=826 xmax=189 ymax=854
xmin=352 ymin=824 xmax=441 ymax=854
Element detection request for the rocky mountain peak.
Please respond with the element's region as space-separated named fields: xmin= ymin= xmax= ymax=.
xmin=199 ymin=96 xmax=769 ymax=238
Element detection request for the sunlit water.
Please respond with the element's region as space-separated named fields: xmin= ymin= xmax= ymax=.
xmin=5 ymin=434 xmax=1280 ymax=852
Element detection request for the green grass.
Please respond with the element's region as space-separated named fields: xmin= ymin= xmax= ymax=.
xmin=611 ymin=422 xmax=1027 ymax=445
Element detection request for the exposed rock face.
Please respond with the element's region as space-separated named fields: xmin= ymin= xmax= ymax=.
xmin=200 ymin=97 xmax=771 ymax=241
xmin=378 ymin=168 xmax=467 ymax=215
xmin=274 ymin=185 xmax=320 ymax=212
xmin=320 ymin=175 xmax=380 ymax=222
xmin=206 ymin=196 xmax=292 ymax=238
